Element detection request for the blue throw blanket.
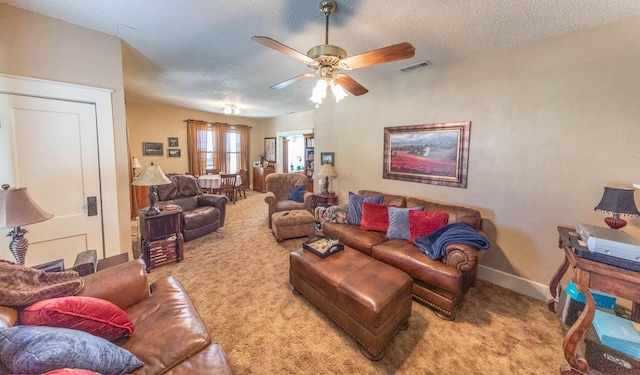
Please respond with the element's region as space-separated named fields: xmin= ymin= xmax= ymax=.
xmin=414 ymin=222 xmax=490 ymax=260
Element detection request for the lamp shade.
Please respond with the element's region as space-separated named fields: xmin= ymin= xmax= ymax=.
xmin=594 ymin=187 xmax=640 ymax=217
xmin=132 ymin=157 xmax=142 ymax=169
xmin=0 ymin=186 xmax=53 ymax=229
xmin=131 ymin=162 xmax=172 ymax=187
xmin=317 ymin=163 xmax=337 ymax=178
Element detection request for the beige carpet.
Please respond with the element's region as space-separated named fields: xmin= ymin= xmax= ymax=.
xmin=140 ymin=191 xmax=565 ymax=374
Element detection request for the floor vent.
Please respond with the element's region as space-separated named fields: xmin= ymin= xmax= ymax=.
xmin=398 ymin=61 xmax=431 ymax=72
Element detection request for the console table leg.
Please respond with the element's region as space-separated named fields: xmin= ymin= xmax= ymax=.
xmin=561 ymin=271 xmax=594 ymax=374
xmin=548 ymin=255 xmax=570 ymax=313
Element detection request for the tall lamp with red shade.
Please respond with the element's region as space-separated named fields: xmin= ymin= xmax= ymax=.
xmin=594 ymin=186 xmax=640 ymax=229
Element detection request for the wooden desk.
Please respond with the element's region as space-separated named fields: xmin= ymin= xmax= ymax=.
xmin=549 ymin=226 xmax=640 ymax=374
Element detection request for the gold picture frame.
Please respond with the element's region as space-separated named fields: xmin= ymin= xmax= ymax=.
xmin=383 ymin=121 xmax=471 ymax=188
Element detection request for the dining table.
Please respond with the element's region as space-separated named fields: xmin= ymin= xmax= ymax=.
xmin=198 ymin=174 xmax=242 ymax=192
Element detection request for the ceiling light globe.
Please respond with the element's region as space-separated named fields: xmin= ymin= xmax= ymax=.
xmin=331 ymin=83 xmax=348 ymax=102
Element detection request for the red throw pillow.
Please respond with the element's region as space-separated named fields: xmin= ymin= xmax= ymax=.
xmin=408 ymin=211 xmax=449 ymax=243
xmin=20 ymin=296 xmax=134 ymax=342
xmin=360 ymin=202 xmax=390 ymax=232
xmin=43 ymin=370 xmax=102 ymax=375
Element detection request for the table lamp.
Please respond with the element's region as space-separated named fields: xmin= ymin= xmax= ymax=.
xmin=131 ymin=162 xmax=172 ymax=216
xmin=594 ymin=186 xmax=640 ymax=229
xmin=131 ymin=157 xmax=142 ymax=177
xmin=317 ymin=163 xmax=337 ymax=195
xmin=0 ymin=184 xmax=54 ymax=265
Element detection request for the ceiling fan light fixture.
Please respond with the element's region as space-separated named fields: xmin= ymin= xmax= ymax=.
xmin=223 ymin=103 xmax=241 ymax=115
xmin=331 ymin=83 xmax=347 ymax=103
xmin=310 ymin=79 xmax=328 ymax=107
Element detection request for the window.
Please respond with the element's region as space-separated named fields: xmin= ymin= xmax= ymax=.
xmin=205 ymin=126 xmax=216 ymax=170
xmin=226 ymin=128 xmax=241 ymax=174
xmin=187 ymin=120 xmax=250 ymax=176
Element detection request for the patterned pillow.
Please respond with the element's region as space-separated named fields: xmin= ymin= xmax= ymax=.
xmin=0 ymin=326 xmax=143 ymax=375
xmin=321 ymin=204 xmax=348 ymax=226
xmin=345 ymin=192 xmax=383 ymax=225
xmin=386 ymin=206 xmax=423 ymax=240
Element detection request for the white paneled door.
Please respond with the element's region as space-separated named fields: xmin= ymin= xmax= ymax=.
xmin=0 ymin=93 xmax=103 ymax=267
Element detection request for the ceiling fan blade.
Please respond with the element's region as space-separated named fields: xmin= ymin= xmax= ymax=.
xmin=270 ymin=72 xmax=316 ymax=90
xmin=335 ymin=74 xmax=368 ymax=96
xmin=252 ymin=36 xmax=315 ymax=64
xmin=341 ymin=42 xmax=415 ymax=69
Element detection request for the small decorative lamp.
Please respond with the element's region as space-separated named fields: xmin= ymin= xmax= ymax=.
xmin=317 ymin=164 xmax=337 ymax=195
xmin=0 ymin=184 xmax=54 ymax=265
xmin=131 ymin=162 xmax=172 ymax=216
xmin=594 ymin=186 xmax=640 ymax=229
xmin=131 ymin=157 xmax=142 ymax=177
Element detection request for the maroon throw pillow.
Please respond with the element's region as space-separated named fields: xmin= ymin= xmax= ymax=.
xmin=408 ymin=211 xmax=449 ymax=243
xmin=42 ymin=369 xmax=102 ymax=375
xmin=360 ymin=202 xmax=390 ymax=232
xmin=20 ymin=296 xmax=134 ymax=342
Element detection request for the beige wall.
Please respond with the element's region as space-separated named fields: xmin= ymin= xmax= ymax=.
xmin=125 ymin=101 xmax=262 ymax=177
xmin=310 ymin=16 xmax=640 ymax=298
xmin=0 ymin=4 xmax=131 ymax=257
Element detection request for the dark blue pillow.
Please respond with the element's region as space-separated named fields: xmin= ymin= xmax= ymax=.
xmin=345 ymin=192 xmax=384 ymax=225
xmin=288 ymin=185 xmax=306 ymax=203
xmin=0 ymin=325 xmax=144 ymax=375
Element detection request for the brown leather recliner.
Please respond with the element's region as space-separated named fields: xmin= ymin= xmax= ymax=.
xmin=264 ymin=173 xmax=313 ymax=228
xmin=157 ymin=174 xmax=227 ymax=241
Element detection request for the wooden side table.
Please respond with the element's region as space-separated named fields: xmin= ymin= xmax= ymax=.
xmin=312 ymin=193 xmax=338 ymax=209
xmin=139 ymin=208 xmax=184 ymax=273
xmin=549 ymin=226 xmax=640 ymax=374
xmin=312 ymin=194 xmax=339 ymax=229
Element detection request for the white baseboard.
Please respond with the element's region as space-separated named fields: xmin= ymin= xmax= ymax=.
xmin=477 ymin=265 xmax=552 ymax=302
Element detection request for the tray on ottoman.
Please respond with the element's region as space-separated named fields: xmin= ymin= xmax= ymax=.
xmin=303 ymin=235 xmax=344 ymax=258
xmin=289 ymin=246 xmax=412 ymax=360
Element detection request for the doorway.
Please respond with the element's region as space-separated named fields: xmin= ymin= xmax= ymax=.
xmin=0 ymin=73 xmax=122 ymax=266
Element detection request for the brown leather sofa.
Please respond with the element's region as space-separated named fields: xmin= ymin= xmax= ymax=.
xmin=157 ymin=174 xmax=227 ymax=241
xmin=0 ymin=259 xmax=234 ymax=374
xmin=264 ymin=173 xmax=313 ymax=228
xmin=322 ymin=190 xmax=488 ymax=320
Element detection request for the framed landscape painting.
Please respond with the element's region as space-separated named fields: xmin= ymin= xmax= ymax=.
xmin=383 ymin=121 xmax=471 ymax=188
xmin=143 ymin=142 xmax=163 ymax=156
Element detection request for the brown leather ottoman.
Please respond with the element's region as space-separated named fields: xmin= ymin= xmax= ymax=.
xmin=271 ymin=210 xmax=316 ymax=242
xmin=289 ymin=247 xmax=412 ymax=360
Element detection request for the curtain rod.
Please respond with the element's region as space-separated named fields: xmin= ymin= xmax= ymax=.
xmin=183 ymin=119 xmax=252 ymax=129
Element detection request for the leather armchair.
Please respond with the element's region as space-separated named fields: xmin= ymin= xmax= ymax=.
xmin=0 ymin=259 xmax=234 ymax=374
xmin=264 ymin=173 xmax=313 ymax=228
xmin=157 ymin=174 xmax=228 ymax=241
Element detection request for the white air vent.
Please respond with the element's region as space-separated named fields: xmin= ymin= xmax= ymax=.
xmin=398 ymin=61 xmax=431 ymax=72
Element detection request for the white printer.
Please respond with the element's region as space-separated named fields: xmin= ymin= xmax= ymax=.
xmin=576 ymin=223 xmax=640 ymax=262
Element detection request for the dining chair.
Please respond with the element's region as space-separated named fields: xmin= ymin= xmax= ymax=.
xmin=219 ymin=174 xmax=237 ymax=204
xmin=235 ymin=169 xmax=248 ymax=201
xmin=206 ymin=168 xmax=220 ymax=175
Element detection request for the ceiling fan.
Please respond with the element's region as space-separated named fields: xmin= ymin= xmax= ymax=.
xmin=252 ymin=0 xmax=415 ymax=106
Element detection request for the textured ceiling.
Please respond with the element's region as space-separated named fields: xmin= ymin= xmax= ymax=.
xmin=4 ymin=0 xmax=640 ymax=118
